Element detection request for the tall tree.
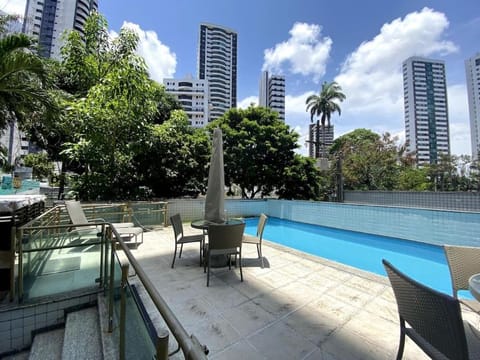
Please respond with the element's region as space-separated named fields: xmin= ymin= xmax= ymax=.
xmin=331 ymin=129 xmax=400 ymax=190
xmin=134 ymin=110 xmax=211 ymax=198
xmin=210 ymin=106 xmax=321 ymax=199
xmin=0 ymin=16 xmax=55 ymax=130
xmin=305 ymin=81 xmax=345 ymax=159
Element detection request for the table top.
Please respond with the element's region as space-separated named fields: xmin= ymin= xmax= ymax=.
xmin=469 ymin=273 xmax=480 ymax=301
xmin=191 ymin=218 xmax=243 ymax=230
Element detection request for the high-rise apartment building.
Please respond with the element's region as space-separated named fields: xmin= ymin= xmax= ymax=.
xmin=308 ymin=124 xmax=334 ymax=158
xmin=259 ymin=71 xmax=285 ymax=121
xmin=465 ymin=53 xmax=480 ymax=160
xmin=163 ymin=77 xmax=210 ymax=127
xmin=23 ymin=0 xmax=98 ymax=59
xmin=402 ymin=56 xmax=450 ymax=166
xmin=197 ymin=23 xmax=237 ymax=122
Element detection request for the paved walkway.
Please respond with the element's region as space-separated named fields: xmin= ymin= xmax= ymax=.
xmin=126 ymin=225 xmax=478 ymax=360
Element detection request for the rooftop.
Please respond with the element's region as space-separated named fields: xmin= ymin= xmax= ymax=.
xmin=124 ymin=225 xmax=479 ymax=359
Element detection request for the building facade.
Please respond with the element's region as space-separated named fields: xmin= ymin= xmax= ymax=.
xmin=402 ymin=56 xmax=450 ymax=166
xmin=163 ymin=77 xmax=210 ymax=127
xmin=23 ymin=0 xmax=98 ymax=59
xmin=465 ymin=53 xmax=480 ymax=160
xmin=308 ymin=123 xmax=334 ymax=158
xmin=259 ymin=71 xmax=285 ymax=121
xmin=197 ymin=23 xmax=237 ymax=122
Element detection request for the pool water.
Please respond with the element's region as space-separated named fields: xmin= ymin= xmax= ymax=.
xmin=244 ymin=216 xmax=459 ymax=296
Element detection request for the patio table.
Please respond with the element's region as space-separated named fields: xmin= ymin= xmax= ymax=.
xmin=468 ymin=273 xmax=480 ymax=301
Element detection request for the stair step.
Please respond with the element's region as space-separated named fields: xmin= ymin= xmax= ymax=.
xmin=62 ymin=307 xmax=102 ymax=359
xmin=28 ymin=328 xmax=64 ymax=360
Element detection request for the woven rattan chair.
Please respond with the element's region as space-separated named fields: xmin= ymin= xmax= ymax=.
xmin=204 ymin=222 xmax=245 ymax=287
xmin=444 ymin=245 xmax=480 ymax=313
xmin=242 ymin=213 xmax=268 ymax=268
xmin=383 ymin=259 xmax=480 ymax=360
xmin=170 ymin=214 xmax=204 ymax=268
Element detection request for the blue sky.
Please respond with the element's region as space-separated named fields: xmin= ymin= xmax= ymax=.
xmin=2 ymin=0 xmax=479 ymax=156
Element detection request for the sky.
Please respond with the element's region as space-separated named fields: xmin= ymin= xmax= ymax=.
xmin=1 ymin=0 xmax=479 ymax=156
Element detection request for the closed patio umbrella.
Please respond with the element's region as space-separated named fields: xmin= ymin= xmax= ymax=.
xmin=204 ymin=128 xmax=225 ymax=223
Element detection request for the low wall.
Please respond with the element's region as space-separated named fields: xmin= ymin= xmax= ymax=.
xmin=167 ymin=198 xmax=480 ymax=247
xmin=344 ymin=191 xmax=480 ymax=212
xmin=266 ymin=199 xmax=480 ymax=247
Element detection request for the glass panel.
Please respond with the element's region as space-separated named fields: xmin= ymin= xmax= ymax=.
xmin=112 ymin=256 xmax=156 ymax=359
xmin=130 ymin=202 xmax=167 ymax=228
xmin=21 ymin=229 xmax=103 ymax=301
xmin=124 ymin=283 xmax=157 ymax=359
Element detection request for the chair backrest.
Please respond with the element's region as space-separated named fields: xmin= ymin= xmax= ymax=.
xmin=170 ymin=214 xmax=184 ymax=241
xmin=208 ymin=223 xmax=245 ymax=251
xmin=382 ymin=259 xmax=469 ymax=360
xmin=65 ymin=200 xmax=90 ymax=225
xmin=257 ymin=213 xmax=268 ymax=239
xmin=444 ymin=245 xmax=480 ymax=297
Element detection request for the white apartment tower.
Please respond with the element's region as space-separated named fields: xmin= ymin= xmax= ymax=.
xmin=163 ymin=77 xmax=210 ymax=127
xmin=259 ymin=71 xmax=285 ymax=121
xmin=465 ymin=53 xmax=480 ymax=160
xmin=197 ymin=23 xmax=237 ymax=122
xmin=402 ymin=56 xmax=450 ymax=166
xmin=23 ymin=0 xmax=98 ymax=59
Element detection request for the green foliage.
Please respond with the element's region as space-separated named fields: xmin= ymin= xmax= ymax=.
xmin=397 ymin=167 xmax=429 ymax=191
xmin=331 ymin=129 xmax=400 ymax=190
xmin=276 ymin=154 xmax=323 ymax=200
xmin=0 ymin=19 xmax=55 ymax=130
xmin=49 ymin=12 xmax=161 ymax=200
xmin=134 ymin=110 xmax=211 ymax=198
xmin=153 ymin=87 xmax=182 ymax=124
xmin=210 ymin=106 xmax=322 ymax=199
xmin=22 ymin=153 xmax=54 ymax=180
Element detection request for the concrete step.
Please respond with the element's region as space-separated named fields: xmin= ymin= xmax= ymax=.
xmin=61 ymin=307 xmax=102 ymax=359
xmin=28 ymin=328 xmax=64 ymax=360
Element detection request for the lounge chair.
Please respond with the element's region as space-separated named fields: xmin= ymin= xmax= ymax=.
xmin=242 ymin=213 xmax=267 ymax=268
xmin=204 ymin=222 xmax=245 ymax=287
xmin=170 ymin=214 xmax=204 ymax=268
xmin=64 ymin=200 xmax=143 ymax=245
xmin=444 ymin=245 xmax=480 ymax=312
xmin=383 ymin=259 xmax=480 ymax=359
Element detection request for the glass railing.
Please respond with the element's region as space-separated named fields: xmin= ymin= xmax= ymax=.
xmin=18 ymin=202 xmax=207 ymax=360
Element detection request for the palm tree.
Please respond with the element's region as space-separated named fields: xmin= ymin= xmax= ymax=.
xmin=0 ymin=29 xmax=54 ymax=130
xmin=305 ymin=81 xmax=346 ymax=159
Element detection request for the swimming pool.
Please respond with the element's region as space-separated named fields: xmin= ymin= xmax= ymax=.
xmin=244 ymin=216 xmax=459 ymax=296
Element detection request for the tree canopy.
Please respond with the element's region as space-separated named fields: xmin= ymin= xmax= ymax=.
xmin=210 ymin=106 xmax=322 ymax=199
xmin=0 ymin=15 xmax=56 ymax=130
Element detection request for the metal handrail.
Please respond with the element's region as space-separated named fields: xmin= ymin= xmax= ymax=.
xmin=17 ymin=203 xmax=205 ymax=358
xmin=110 ymin=226 xmax=209 ymax=360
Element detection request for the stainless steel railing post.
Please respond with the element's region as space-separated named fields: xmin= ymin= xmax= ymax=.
xmin=120 ymin=263 xmax=129 ymax=360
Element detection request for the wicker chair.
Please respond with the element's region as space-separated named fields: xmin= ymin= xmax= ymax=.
xmin=204 ymin=222 xmax=245 ymax=287
xmin=242 ymin=213 xmax=268 ymax=268
xmin=383 ymin=259 xmax=480 ymax=359
xmin=444 ymin=245 xmax=480 ymax=313
xmin=170 ymin=214 xmax=204 ymax=268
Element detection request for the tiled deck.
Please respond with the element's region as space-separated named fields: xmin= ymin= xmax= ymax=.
xmin=126 ymin=225 xmax=478 ymax=360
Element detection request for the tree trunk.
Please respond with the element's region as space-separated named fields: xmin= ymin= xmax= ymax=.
xmin=316 ymin=119 xmax=320 ymax=159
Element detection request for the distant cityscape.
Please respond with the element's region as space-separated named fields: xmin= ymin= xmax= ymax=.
xmin=1 ymin=1 xmax=479 ymax=168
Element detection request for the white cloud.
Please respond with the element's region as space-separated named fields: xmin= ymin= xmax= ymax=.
xmin=262 ymin=23 xmax=332 ymax=82
xmin=237 ymin=96 xmax=258 ymax=109
xmin=322 ymin=7 xmax=470 ymax=155
xmin=335 ymin=7 xmax=457 ymax=122
xmin=0 ymin=0 xmax=26 ymax=16
xmin=118 ymin=22 xmax=177 ymax=83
